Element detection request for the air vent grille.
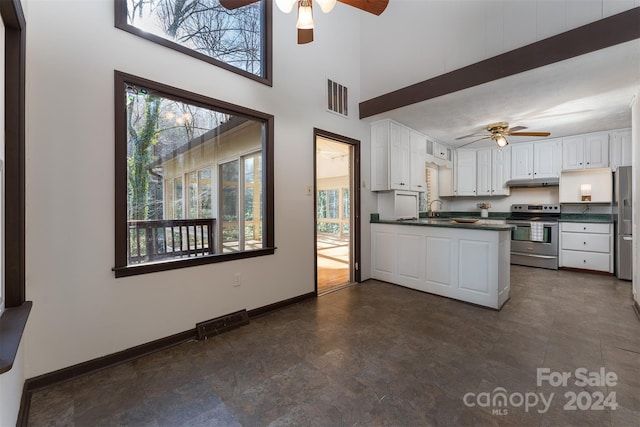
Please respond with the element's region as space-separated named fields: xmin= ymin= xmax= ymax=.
xmin=196 ymin=309 xmax=249 ymax=340
xmin=327 ymin=79 xmax=348 ymax=117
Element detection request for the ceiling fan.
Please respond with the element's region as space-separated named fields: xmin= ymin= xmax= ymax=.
xmin=219 ymin=0 xmax=389 ymax=44
xmin=456 ymin=122 xmax=551 ymax=148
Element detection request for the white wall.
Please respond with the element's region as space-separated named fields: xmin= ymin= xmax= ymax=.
xmin=359 ymin=0 xmax=640 ymax=100
xmin=23 ymin=0 xmax=372 ymax=378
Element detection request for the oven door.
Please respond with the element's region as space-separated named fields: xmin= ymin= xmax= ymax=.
xmin=507 ymin=221 xmax=559 ymax=269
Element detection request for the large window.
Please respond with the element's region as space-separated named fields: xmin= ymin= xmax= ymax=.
xmin=114 ymin=71 xmax=274 ymax=277
xmin=115 ymin=0 xmax=272 ymax=85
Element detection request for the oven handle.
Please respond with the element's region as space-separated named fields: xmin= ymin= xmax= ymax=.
xmin=511 ymin=252 xmax=558 ymax=259
xmin=506 ymin=221 xmax=558 ymax=226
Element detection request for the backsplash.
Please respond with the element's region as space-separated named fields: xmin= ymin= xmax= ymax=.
xmin=442 ymin=187 xmax=560 ymax=212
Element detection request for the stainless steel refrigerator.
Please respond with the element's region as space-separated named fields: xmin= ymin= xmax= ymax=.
xmin=614 ymin=165 xmax=632 ymax=280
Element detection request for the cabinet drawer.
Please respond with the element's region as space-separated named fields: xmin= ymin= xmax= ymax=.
xmin=561 ymin=233 xmax=610 ymax=253
xmin=561 ymin=250 xmax=611 ymax=272
xmin=561 ymin=222 xmax=611 ymax=234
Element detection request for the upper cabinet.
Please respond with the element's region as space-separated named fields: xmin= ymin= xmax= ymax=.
xmin=511 ymin=139 xmax=561 ymax=180
xmin=409 ymin=131 xmax=427 ymax=192
xmin=371 ymin=119 xmax=410 ymax=191
xmin=610 ymin=129 xmax=632 ymax=171
xmin=456 ymin=149 xmax=477 ymax=196
xmin=371 ymin=119 xmax=430 ymax=192
xmin=476 ymin=147 xmax=511 ymax=196
xmin=562 ymin=132 xmax=609 ymax=170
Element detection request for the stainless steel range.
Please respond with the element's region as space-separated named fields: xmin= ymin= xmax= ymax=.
xmin=506 ymin=204 xmax=560 ymax=270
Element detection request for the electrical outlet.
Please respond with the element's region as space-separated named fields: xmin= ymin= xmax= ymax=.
xmin=233 ymin=273 xmax=241 ymax=287
xmin=306 ymin=185 xmax=312 ymax=196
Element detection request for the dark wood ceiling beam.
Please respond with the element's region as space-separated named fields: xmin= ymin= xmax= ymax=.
xmin=359 ymin=7 xmax=640 ymax=119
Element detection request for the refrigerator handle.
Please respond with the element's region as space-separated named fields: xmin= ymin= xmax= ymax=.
xmin=623 ymin=236 xmax=633 ymax=241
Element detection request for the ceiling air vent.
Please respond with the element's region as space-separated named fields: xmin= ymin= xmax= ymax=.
xmin=327 ymin=78 xmax=348 ymax=117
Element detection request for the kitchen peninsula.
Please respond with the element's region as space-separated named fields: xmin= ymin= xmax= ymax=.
xmin=371 ymin=218 xmax=513 ymax=309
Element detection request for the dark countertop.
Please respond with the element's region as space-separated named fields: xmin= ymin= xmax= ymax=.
xmin=559 ymin=214 xmax=614 ymax=223
xmin=371 ymin=218 xmax=514 ymax=231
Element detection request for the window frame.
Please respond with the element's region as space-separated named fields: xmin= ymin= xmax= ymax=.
xmin=1 ymin=0 xmax=25 ymax=308
xmin=114 ymin=71 xmax=275 ymax=278
xmin=114 ymin=0 xmax=273 ymax=87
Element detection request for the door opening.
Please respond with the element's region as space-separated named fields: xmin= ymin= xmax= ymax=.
xmin=314 ymin=129 xmax=360 ymax=295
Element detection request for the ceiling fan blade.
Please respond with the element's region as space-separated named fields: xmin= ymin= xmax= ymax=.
xmin=298 ymin=28 xmax=314 ymax=44
xmin=455 ymin=133 xmax=488 ymax=140
xmin=509 ymin=132 xmax=551 ymax=137
xmin=219 ymin=0 xmax=260 ymax=10
xmin=337 ymin=0 xmax=389 ymax=15
xmin=458 ymin=136 xmax=490 ymax=148
xmin=507 ymin=126 xmax=527 ymax=133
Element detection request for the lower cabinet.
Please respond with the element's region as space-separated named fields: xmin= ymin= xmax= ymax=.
xmin=371 ymin=223 xmax=510 ymax=309
xmin=559 ymin=222 xmax=613 ymax=273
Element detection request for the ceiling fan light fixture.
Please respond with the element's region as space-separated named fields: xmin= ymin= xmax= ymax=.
xmin=275 ymin=0 xmax=297 ymax=13
xmin=296 ymin=0 xmax=314 ymax=29
xmin=315 ymin=0 xmax=337 ymax=13
xmin=493 ymin=134 xmax=508 ymax=147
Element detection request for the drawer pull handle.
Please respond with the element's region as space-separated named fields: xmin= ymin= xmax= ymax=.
xmin=583 ymin=260 xmax=587 ymax=263
xmin=583 ymin=242 xmax=587 ymax=245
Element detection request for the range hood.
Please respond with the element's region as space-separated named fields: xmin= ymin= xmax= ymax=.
xmin=506 ymin=177 xmax=560 ymax=188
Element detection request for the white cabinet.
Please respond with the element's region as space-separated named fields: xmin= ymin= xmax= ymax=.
xmin=371 ymin=119 xmax=411 ymax=191
xmin=610 ymin=128 xmax=632 ymax=171
xmin=427 ymin=138 xmax=453 ymax=168
xmin=455 ymin=149 xmax=477 ymax=196
xmin=475 ymin=147 xmax=511 ymax=196
xmin=559 ymin=222 xmax=613 ymax=273
xmin=511 ymin=143 xmax=534 ymax=179
xmin=371 ymin=223 xmax=510 ymax=309
xmin=476 ymin=148 xmax=492 ymax=196
xmin=491 ymin=146 xmax=511 ymax=196
xmin=511 ymin=140 xmax=561 ymax=179
xmin=409 ymin=131 xmax=427 ymax=192
xmin=562 ymin=133 xmax=609 ymax=170
xmin=533 ymin=139 xmax=562 ymax=178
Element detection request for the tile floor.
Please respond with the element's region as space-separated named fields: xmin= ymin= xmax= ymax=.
xmin=27 ymin=266 xmax=640 ymax=426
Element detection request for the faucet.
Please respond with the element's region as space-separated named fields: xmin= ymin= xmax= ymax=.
xmin=428 ymin=199 xmax=443 ymax=217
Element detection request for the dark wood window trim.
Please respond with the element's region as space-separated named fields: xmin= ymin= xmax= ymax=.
xmin=114 ymin=71 xmax=275 ymax=278
xmin=0 ymin=0 xmax=30 ymax=375
xmin=359 ymin=7 xmax=640 ymax=119
xmin=114 ymin=0 xmax=273 ymax=87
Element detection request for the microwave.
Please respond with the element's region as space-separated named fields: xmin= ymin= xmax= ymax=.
xmin=378 ymin=190 xmax=419 ymax=220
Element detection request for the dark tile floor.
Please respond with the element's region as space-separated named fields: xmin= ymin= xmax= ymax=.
xmin=28 ymin=266 xmax=640 ymax=426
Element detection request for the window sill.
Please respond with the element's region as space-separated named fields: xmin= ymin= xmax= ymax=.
xmin=0 ymin=301 xmax=32 ymax=375
xmin=113 ymin=247 xmax=277 ymax=278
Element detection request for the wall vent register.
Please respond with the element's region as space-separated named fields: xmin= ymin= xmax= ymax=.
xmin=327 ymin=79 xmax=348 ymax=117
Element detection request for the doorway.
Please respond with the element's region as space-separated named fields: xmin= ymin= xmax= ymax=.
xmin=314 ymin=129 xmax=360 ymax=295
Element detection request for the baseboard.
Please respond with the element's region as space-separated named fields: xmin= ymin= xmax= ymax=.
xmin=19 ymin=291 xmax=317 ymax=424
xmin=247 ymin=291 xmax=316 ymax=318
xmin=633 ymin=299 xmax=640 ymax=322
xmin=559 ymin=267 xmax=615 ymax=276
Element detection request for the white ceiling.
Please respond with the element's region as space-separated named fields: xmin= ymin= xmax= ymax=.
xmin=364 ymin=39 xmax=640 ymax=149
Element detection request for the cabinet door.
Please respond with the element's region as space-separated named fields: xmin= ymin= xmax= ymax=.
xmin=389 ymin=122 xmax=411 ymax=190
xmin=370 ymin=121 xmax=390 ymax=191
xmin=476 ymin=148 xmax=492 ymax=196
xmin=584 ymin=133 xmax=609 ymax=168
xmin=534 ymin=139 xmax=561 ymax=178
xmin=511 ymin=143 xmax=534 ymax=179
xmin=456 ymin=149 xmax=477 ymax=196
xmin=409 ymin=131 xmax=427 ymax=192
xmin=611 ymin=129 xmax=632 ymax=170
xmin=491 ymin=146 xmax=511 ymax=195
xmin=562 ymin=136 xmax=584 ymax=170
